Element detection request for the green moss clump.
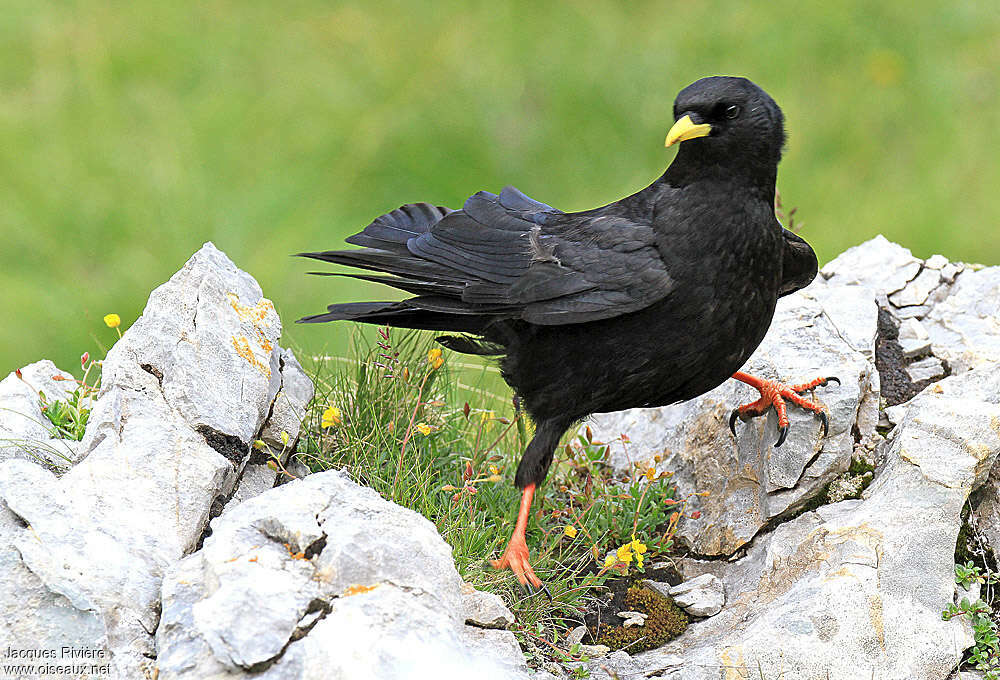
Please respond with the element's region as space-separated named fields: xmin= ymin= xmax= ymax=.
xmin=594 ymin=585 xmax=688 ymax=653
xmin=848 ymin=457 xmax=875 ymax=477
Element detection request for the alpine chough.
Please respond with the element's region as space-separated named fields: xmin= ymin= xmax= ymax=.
xmin=299 ymin=76 xmax=835 ymax=590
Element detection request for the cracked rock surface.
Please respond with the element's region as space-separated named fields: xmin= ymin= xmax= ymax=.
xmin=0 ymin=243 xmax=313 ymax=679
xmin=636 ymin=365 xmax=1000 ymax=679
xmin=155 ymin=469 xmax=531 ymax=680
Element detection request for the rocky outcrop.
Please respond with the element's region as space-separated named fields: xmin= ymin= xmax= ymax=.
xmin=156 ymin=469 xmax=528 ymax=680
xmin=0 ymin=244 xmax=313 ymax=678
xmin=584 ymin=236 xmax=1000 ymax=679
xmin=0 ymin=243 xmax=525 ymax=680
xmin=637 ymin=365 xmax=1000 ymax=679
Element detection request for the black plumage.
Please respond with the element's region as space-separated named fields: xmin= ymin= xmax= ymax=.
xmin=299 ymin=76 xmax=821 ymax=586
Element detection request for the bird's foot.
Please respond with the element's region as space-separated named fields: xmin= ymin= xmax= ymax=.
xmin=491 ymin=532 xmax=549 ymax=597
xmin=729 ymin=372 xmax=839 ymax=447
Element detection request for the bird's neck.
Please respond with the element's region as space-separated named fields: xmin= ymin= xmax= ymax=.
xmin=660 ymin=146 xmax=778 ymax=202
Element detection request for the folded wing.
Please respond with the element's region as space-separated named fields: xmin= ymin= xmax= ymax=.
xmin=298 ymin=185 xmax=675 ymax=328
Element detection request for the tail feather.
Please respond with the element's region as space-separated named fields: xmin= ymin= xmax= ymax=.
xmin=297 ymin=300 xmax=498 ymax=333
xmin=297 ymin=248 xmax=468 ymax=284
xmin=435 ymin=334 xmax=505 ymax=356
xmin=305 ymin=271 xmax=464 ymax=298
xmin=344 ymin=202 xmax=452 ymax=253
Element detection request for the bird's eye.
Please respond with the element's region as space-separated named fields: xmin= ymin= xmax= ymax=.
xmin=725 ymin=104 xmax=741 ymax=119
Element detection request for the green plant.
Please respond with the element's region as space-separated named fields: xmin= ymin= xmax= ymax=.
xmin=39 ymin=353 xmax=100 ymax=441
xmin=944 ymin=562 xmax=1000 ymax=678
xmin=295 ymin=327 xmax=701 ymax=673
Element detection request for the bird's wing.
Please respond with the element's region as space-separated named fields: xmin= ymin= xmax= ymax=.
xmin=408 ymin=186 xmax=675 ymax=325
xmin=778 ymin=227 xmax=818 ymax=297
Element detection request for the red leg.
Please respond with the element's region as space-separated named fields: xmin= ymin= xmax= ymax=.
xmin=491 ymin=484 xmax=547 ymax=593
xmin=730 ymin=371 xmax=839 ymax=447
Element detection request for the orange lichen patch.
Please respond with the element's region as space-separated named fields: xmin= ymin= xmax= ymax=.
xmin=343 ymin=584 xmax=379 ymax=597
xmin=231 ymin=335 xmax=272 ymax=377
xmin=255 ymin=327 xmax=273 ymax=353
xmin=227 ymin=293 xmax=276 ymax=325
xmin=283 ymin=543 xmax=307 ymax=560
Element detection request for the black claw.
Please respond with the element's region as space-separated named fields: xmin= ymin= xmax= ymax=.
xmin=819 ymin=411 xmax=829 ymax=438
xmin=824 ymin=376 xmax=841 ymax=386
xmin=521 ymin=581 xmax=552 ymax=600
xmin=775 ymin=424 xmax=789 ymax=448
xmin=729 ymin=409 xmax=740 ymax=437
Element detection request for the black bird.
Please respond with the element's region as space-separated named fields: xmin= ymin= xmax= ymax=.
xmin=299 ymin=76 xmax=834 ymax=589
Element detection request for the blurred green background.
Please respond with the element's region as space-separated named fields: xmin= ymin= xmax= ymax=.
xmin=2 ymin=0 xmax=998 ymax=373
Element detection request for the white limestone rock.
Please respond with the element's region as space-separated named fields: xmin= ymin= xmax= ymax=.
xmin=634 ymin=365 xmax=1000 ymax=680
xmin=155 ymin=470 xmax=529 ymax=680
xmin=462 ymin=582 xmax=516 ymax=629
xmin=0 ymin=243 xmax=312 ymax=678
xmin=923 ymin=265 xmax=1000 ymax=373
xmin=820 ymin=235 xmax=921 ymax=295
xmin=664 ymin=574 xmax=725 ymax=618
xmin=897 ymin=317 xmax=932 ymax=358
xmin=906 ymin=356 xmax=947 ymax=383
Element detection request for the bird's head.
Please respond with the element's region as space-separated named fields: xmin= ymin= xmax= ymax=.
xmin=665 ymin=76 xmax=786 ymax=181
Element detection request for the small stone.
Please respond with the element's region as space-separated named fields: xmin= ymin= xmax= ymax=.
xmin=617 ymin=610 xmax=647 ymax=627
xmin=940 ymin=262 xmax=964 ymax=283
xmin=924 ymin=254 xmax=949 ymax=270
xmin=666 ymin=573 xmax=725 ymax=617
xmin=897 ymin=318 xmax=931 ymax=358
xmin=906 ymin=356 xmax=946 ymax=383
xmin=889 ymin=266 xmax=942 ymax=308
xmin=578 ymin=644 xmax=611 ymax=657
xmin=462 ymin=583 xmax=515 ymax=629
xmin=892 ymin=304 xmax=930 ymax=319
xmin=566 ymin=625 xmax=588 ymax=646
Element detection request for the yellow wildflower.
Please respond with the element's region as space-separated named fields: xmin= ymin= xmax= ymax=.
xmin=489 ymin=464 xmax=500 ymax=475
xmin=630 ymin=536 xmax=647 ymax=568
xmin=427 ymin=348 xmax=444 ymax=369
xmin=604 ymin=553 xmax=617 ymax=568
xmin=321 ymin=407 xmax=342 ymax=428
xmin=645 ymin=467 xmax=656 ymax=482
xmin=630 ymin=535 xmax=647 ymax=555
xmin=415 ymin=423 xmax=433 ymax=436
xmin=563 ymin=525 xmax=578 ymax=539
xmin=616 ymin=544 xmax=633 ymax=564
xmin=103 ymin=313 xmax=121 ymax=328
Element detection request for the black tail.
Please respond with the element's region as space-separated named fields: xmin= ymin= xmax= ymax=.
xmin=298 ymin=200 xmax=518 ymax=339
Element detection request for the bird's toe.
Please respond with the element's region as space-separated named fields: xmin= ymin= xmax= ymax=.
xmin=775 ymin=424 xmax=789 ymax=448
xmin=729 ymin=409 xmax=740 ymax=437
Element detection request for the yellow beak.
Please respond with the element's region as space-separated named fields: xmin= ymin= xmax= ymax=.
xmin=664 ymin=115 xmax=712 ymax=148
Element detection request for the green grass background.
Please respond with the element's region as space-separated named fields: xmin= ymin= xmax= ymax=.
xmin=2 ymin=0 xmax=998 ymax=373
